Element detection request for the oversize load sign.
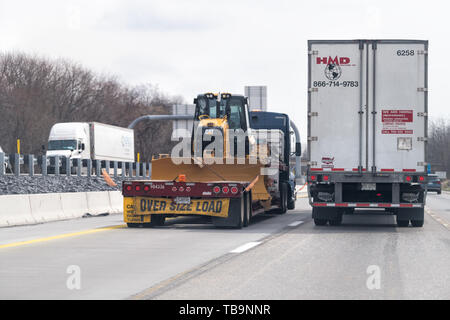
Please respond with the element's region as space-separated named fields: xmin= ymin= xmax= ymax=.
xmin=134 ymin=197 xmax=230 ymax=217
xmin=381 ymin=110 xmax=413 ymax=134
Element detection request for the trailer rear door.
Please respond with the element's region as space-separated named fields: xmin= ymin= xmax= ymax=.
xmin=308 ymin=41 xmax=365 ymax=172
xmin=371 ymin=41 xmax=427 ymax=172
xmin=308 ymin=40 xmax=428 ymax=173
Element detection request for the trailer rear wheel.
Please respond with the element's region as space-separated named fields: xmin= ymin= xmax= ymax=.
xmin=236 ymin=196 xmax=244 ymax=229
xmin=275 ymin=183 xmax=288 ymax=214
xmin=314 ymin=218 xmax=328 ymax=226
xmin=148 ymin=215 xmax=165 ymax=227
xmin=212 ymin=196 xmax=244 ymax=228
xmin=329 ymin=213 xmax=343 ymax=226
xmin=397 ymin=208 xmax=423 ymax=228
xmin=397 ymin=219 xmax=409 ymax=227
xmin=127 ymin=223 xmax=142 ymax=228
xmin=243 ymin=192 xmax=252 ymax=227
xmin=411 ymin=219 xmax=424 ymax=227
xmin=313 ymin=207 xmax=341 ymax=226
xmin=287 ymin=187 xmax=296 ymax=210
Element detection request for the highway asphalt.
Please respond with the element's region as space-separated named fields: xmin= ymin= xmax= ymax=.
xmin=0 ymin=193 xmax=449 ymax=300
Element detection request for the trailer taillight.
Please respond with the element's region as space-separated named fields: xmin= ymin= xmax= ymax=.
xmin=126 ymin=185 xmax=132 ymax=192
xmin=310 ymin=175 xmax=317 ymax=181
xmin=231 ymin=186 xmax=238 ymax=194
xmin=135 ymin=185 xmax=141 ymax=191
xmin=323 ymin=175 xmax=330 ymax=182
xmin=406 ymin=176 xmax=412 ymax=182
xmin=418 ymin=176 xmax=425 ymax=182
xmin=179 ymin=186 xmax=185 ymax=192
xmin=186 ymin=187 xmax=191 ymax=192
xmin=222 ymin=186 xmax=229 ymax=194
xmin=213 ymin=186 xmax=221 ymax=193
xmin=172 ymin=186 xmax=177 ymax=192
xmin=144 ymin=186 xmax=150 ymax=192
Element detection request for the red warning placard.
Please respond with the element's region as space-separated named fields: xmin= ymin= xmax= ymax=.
xmin=382 ymin=110 xmax=413 ymax=123
xmin=381 ymin=110 xmax=414 ymax=134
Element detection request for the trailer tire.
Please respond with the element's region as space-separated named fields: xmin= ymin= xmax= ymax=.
xmin=236 ymin=195 xmax=244 ymax=229
xmin=314 ymin=218 xmax=328 ymax=226
xmin=411 ymin=219 xmax=424 ymax=227
xmin=287 ymin=187 xmax=296 ymax=210
xmin=127 ymin=223 xmax=142 ymax=228
xmin=148 ymin=215 xmax=165 ymax=227
xmin=275 ymin=183 xmax=288 ymax=214
xmin=212 ymin=196 xmax=244 ymax=228
xmin=397 ymin=208 xmax=423 ymax=228
xmin=243 ymin=192 xmax=252 ymax=227
xmin=397 ymin=220 xmax=409 ymax=227
xmin=329 ymin=212 xmax=343 ymax=226
xmin=313 ymin=207 xmax=341 ymax=226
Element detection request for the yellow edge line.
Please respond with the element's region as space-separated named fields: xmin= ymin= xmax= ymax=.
xmin=0 ymin=224 xmax=126 ymax=249
xmin=425 ymin=208 xmax=450 ymax=231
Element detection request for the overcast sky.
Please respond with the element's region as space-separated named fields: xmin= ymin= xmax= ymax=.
xmin=0 ymin=0 xmax=448 ymax=141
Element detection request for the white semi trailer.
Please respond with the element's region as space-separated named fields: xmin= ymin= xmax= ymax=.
xmin=307 ymin=39 xmax=428 ymax=227
xmin=46 ymin=122 xmax=134 ymax=173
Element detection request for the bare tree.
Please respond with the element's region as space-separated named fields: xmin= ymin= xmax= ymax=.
xmin=0 ymin=52 xmax=183 ymax=161
xmin=428 ymin=119 xmax=450 ymax=174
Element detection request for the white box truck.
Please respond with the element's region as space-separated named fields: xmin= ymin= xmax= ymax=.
xmin=46 ymin=122 xmax=134 ymax=173
xmin=307 ymin=39 xmax=428 ymax=227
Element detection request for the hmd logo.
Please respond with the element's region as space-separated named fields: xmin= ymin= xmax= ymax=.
xmin=316 ymin=56 xmax=350 ymax=65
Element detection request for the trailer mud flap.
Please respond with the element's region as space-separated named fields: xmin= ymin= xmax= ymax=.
xmin=123 ymin=196 xmax=151 ymax=223
xmin=312 ymin=207 xmax=341 ymax=220
xmin=396 ymin=207 xmax=424 ymax=221
xmin=211 ymin=196 xmax=244 ymax=227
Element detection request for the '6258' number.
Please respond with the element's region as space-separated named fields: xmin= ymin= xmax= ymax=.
xmin=397 ymin=49 xmax=414 ymax=56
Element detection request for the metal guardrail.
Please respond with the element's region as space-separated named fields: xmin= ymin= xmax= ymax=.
xmin=0 ymin=152 xmax=151 ymax=179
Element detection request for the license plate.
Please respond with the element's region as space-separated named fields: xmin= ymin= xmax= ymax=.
xmin=361 ymin=183 xmax=376 ymax=191
xmin=134 ymin=197 xmax=230 ymax=217
xmin=175 ymin=197 xmax=191 ymax=204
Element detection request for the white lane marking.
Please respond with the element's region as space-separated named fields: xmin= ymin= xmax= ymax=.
xmin=288 ymin=221 xmax=304 ymax=227
xmin=230 ymin=241 xmax=261 ymax=253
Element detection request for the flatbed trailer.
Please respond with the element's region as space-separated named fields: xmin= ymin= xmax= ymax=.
xmin=123 ymin=179 xmax=257 ymax=228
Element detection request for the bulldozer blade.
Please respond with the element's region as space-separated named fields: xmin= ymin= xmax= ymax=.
xmin=151 ymin=158 xmax=271 ymax=201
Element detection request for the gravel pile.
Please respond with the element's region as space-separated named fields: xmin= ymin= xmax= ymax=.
xmin=0 ymin=175 xmax=149 ymax=195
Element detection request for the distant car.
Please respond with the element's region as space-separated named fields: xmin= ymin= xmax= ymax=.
xmin=0 ymin=146 xmax=9 ymax=173
xmin=427 ymin=175 xmax=442 ymax=194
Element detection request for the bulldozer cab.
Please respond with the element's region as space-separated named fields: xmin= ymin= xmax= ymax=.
xmin=151 ymin=92 xmax=272 ymax=203
xmin=193 ymin=93 xmax=249 ymax=130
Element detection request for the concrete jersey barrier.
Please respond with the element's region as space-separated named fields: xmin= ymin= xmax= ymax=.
xmin=0 ymin=191 xmax=122 ymax=228
xmin=108 ymin=191 xmax=123 ymax=214
xmin=60 ymin=192 xmax=89 ymax=218
xmin=0 ymin=194 xmax=35 ymax=227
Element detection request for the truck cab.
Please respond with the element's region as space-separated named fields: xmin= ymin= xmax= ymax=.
xmin=46 ymin=122 xmax=90 ymax=161
xmin=249 ymin=111 xmax=298 ymax=210
xmin=192 ymin=93 xmax=253 ymax=158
